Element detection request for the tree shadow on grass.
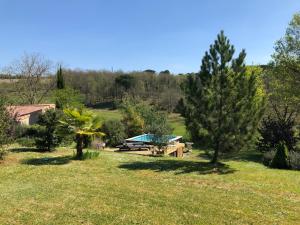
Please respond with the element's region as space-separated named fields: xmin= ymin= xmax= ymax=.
xmin=195 ymin=148 xmax=263 ymax=164
xmin=223 ymin=151 xmax=263 ymax=163
xmin=10 ymin=147 xmax=50 ymax=153
xmin=21 ymin=156 xmax=72 ymax=166
xmin=119 ymin=159 xmax=236 ymax=175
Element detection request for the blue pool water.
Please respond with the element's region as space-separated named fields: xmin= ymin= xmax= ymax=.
xmin=126 ymin=134 xmax=181 ymax=143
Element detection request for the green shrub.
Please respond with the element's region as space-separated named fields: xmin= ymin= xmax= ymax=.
xmin=34 ymin=110 xmax=62 ymax=151
xmin=101 ymin=120 xmax=126 ymax=147
xmin=0 ymin=148 xmax=7 ymax=160
xmin=16 ymin=137 xmax=36 ymax=147
xmin=13 ymin=124 xmax=28 ymax=139
xmin=270 ymin=143 xmax=290 ymax=169
xmin=289 ymin=151 xmax=300 ymax=170
xmin=262 ymin=150 xmax=276 ymax=167
xmin=74 ymin=150 xmax=100 ymax=160
xmin=0 ymin=97 xmax=14 ymax=158
xmin=59 ymin=134 xmax=74 ymax=147
xmin=257 ymin=116 xmax=298 ymax=152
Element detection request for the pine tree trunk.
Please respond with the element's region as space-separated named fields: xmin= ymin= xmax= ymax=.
xmin=211 ymin=142 xmax=219 ymax=164
xmin=76 ymin=134 xmax=83 ymax=159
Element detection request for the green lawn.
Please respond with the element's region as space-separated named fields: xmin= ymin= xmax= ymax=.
xmin=92 ymin=109 xmax=123 ymax=121
xmin=0 ymin=147 xmax=299 ymax=225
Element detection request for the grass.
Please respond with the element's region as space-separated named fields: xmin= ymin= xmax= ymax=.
xmin=1 ymin=109 xmax=298 ymax=224
xmin=0 ymin=146 xmax=299 ymax=225
xmin=168 ymin=113 xmax=186 ymax=137
xmin=92 ymin=108 xmax=123 ymax=121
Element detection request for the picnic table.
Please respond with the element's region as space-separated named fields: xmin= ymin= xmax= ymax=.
xmin=116 ymin=142 xmax=154 ymax=151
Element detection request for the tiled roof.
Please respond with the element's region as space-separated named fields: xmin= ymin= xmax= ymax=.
xmin=7 ymin=104 xmax=55 ymax=117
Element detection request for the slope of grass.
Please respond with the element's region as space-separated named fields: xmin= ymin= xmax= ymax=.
xmin=0 ymin=147 xmax=299 ymax=225
xmin=168 ymin=113 xmax=186 ymax=137
xmin=92 ymin=109 xmax=123 ymax=121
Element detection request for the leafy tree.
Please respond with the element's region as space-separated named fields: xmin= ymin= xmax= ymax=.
xmin=34 ymin=109 xmax=62 ymax=151
xmin=138 ymin=103 xmax=172 ymax=136
xmin=259 ymin=13 xmax=300 ymax=153
xmin=59 ymin=108 xmax=105 ymax=158
xmin=144 ymin=110 xmax=172 ymax=151
xmin=115 ymin=74 xmax=136 ymax=99
xmin=53 ymin=87 xmax=84 ymax=109
xmin=120 ymin=98 xmax=172 ymax=140
xmin=101 ymin=120 xmax=126 ymax=146
xmin=143 ymin=69 xmax=156 ymax=74
xmin=159 ymin=70 xmax=171 ymax=75
xmin=56 ymin=65 xmax=65 ymax=89
xmin=157 ymin=88 xmax=181 ymax=112
xmin=269 ymin=12 xmax=300 ymax=117
xmin=121 ymin=103 xmax=145 ymax=137
xmin=183 ymin=31 xmax=265 ymax=163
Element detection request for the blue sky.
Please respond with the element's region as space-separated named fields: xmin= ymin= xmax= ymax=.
xmin=0 ymin=0 xmax=298 ymax=74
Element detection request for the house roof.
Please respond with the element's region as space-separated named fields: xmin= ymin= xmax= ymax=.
xmin=7 ymin=104 xmax=55 ymax=117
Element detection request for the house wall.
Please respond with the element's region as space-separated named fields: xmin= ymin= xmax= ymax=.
xmin=19 ymin=115 xmax=30 ymax=126
xmin=11 ymin=104 xmax=56 ymax=126
xmin=28 ymin=110 xmax=42 ymax=125
xmin=18 ymin=110 xmax=43 ymax=125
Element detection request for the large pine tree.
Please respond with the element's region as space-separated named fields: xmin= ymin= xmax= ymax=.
xmin=183 ymin=31 xmax=265 ymax=163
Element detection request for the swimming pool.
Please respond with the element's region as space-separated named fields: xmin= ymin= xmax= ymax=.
xmin=126 ymin=134 xmax=182 ymax=143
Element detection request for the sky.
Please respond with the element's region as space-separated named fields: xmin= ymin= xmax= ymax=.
xmin=0 ymin=0 xmax=299 ymax=74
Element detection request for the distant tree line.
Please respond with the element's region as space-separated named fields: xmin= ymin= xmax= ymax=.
xmin=0 ymin=59 xmax=184 ymax=112
xmin=62 ymin=69 xmax=184 ymax=112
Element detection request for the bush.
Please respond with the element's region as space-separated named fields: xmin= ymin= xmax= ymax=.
xmin=59 ymin=134 xmax=74 ymax=147
xmin=16 ymin=137 xmax=36 ymax=147
xmin=34 ymin=110 xmax=62 ymax=151
xmin=13 ymin=124 xmax=29 ymax=139
xmin=270 ymin=143 xmax=290 ymax=169
xmin=257 ymin=116 xmax=298 ymax=152
xmin=289 ymin=151 xmax=300 ymax=170
xmin=101 ymin=120 xmax=126 ymax=147
xmin=120 ymin=98 xmax=172 ymax=141
xmin=0 ymin=97 xmax=14 ymax=158
xmin=75 ymin=150 xmax=100 ymax=160
xmin=262 ymin=150 xmax=276 ymax=167
xmin=0 ymin=148 xmax=7 ymax=160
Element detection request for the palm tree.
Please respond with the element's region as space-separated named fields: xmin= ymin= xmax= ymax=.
xmin=60 ymin=108 xmax=105 ymax=159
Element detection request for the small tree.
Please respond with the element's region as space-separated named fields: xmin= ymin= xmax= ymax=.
xmin=258 ymin=112 xmax=298 ymax=152
xmin=56 ymin=65 xmax=65 ymax=89
xmin=140 ymin=105 xmax=172 ymax=136
xmin=101 ymin=120 xmax=126 ymax=146
xmin=120 ymin=98 xmax=145 ymax=137
xmin=120 ymin=98 xmax=172 ymax=139
xmin=270 ymin=143 xmax=290 ymax=169
xmin=34 ymin=109 xmax=62 ymax=151
xmin=259 ymin=13 xmax=300 ymax=154
xmin=53 ymin=87 xmax=84 ymax=109
xmin=0 ymin=98 xmax=13 ymax=159
xmin=60 ymin=108 xmax=105 ymax=158
xmin=183 ymin=31 xmax=265 ymax=163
